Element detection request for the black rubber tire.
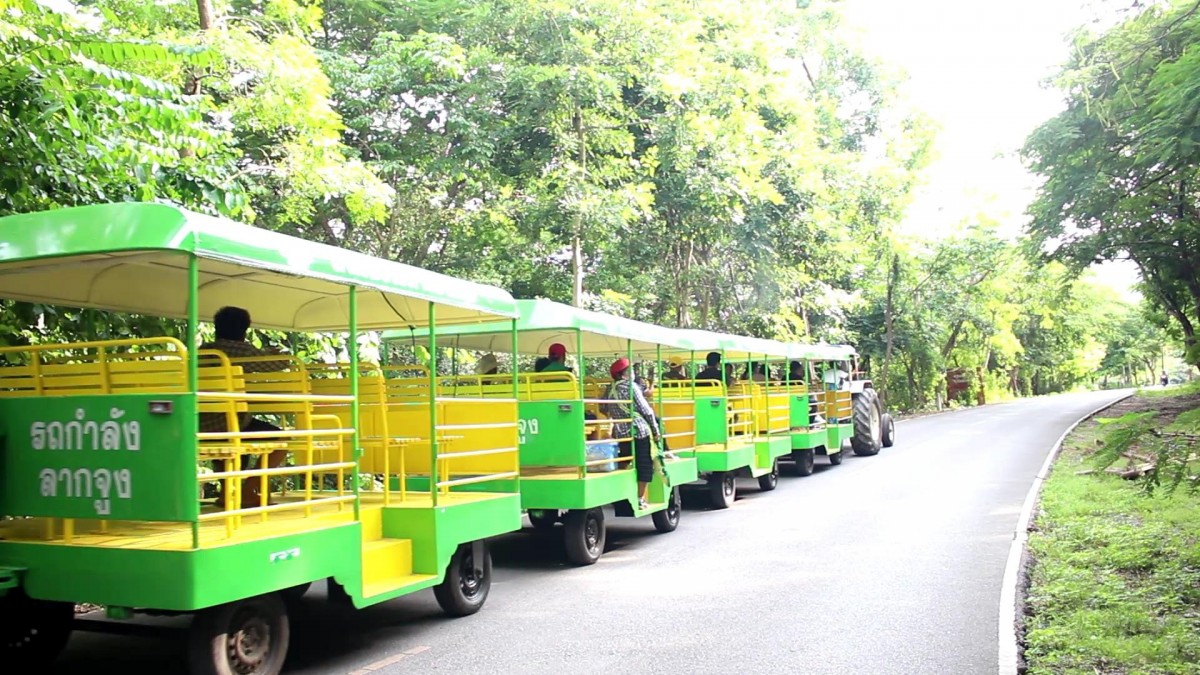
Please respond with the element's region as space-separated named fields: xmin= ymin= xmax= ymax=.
xmin=651 ymin=488 xmax=681 ymax=533
xmin=527 ymin=509 xmax=558 ymax=531
xmin=881 ymin=412 xmax=896 ymax=448
xmin=564 ymin=508 xmax=606 ymax=565
xmin=792 ymin=448 xmax=815 ymax=476
xmin=757 ymin=460 xmax=779 ymax=491
xmin=0 ymin=590 xmax=74 ymax=662
xmin=850 ymin=389 xmax=882 ymax=456
xmin=708 ymin=472 xmax=735 ymax=509
xmin=188 ymin=594 xmax=290 ymax=675
xmin=433 ymin=542 xmax=492 ymax=617
xmin=828 ymin=445 xmax=844 ymax=465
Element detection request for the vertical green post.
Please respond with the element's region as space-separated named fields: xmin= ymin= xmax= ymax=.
xmin=187 ymin=254 xmax=199 ymax=549
xmin=576 ymin=328 xmax=585 ymax=399
xmin=349 ymin=286 xmax=360 ymax=519
xmin=510 ymin=319 xmax=519 ymax=399
xmin=427 ymin=301 xmax=439 ymax=507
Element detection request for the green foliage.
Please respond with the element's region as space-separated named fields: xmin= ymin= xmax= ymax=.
xmin=1025 ymin=396 xmax=1200 ymax=674
xmin=1024 ymin=0 xmax=1200 ymax=365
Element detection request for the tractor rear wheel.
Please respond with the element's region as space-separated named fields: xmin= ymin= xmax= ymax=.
xmin=850 ymin=389 xmax=882 ymax=456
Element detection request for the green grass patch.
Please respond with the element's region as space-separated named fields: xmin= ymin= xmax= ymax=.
xmin=1023 ymin=389 xmax=1200 ymax=675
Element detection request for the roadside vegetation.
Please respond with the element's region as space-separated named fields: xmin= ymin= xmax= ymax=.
xmin=1022 ymin=384 xmax=1200 ymax=674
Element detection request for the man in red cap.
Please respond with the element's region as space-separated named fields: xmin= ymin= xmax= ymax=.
xmin=542 ymin=342 xmax=571 ymax=373
xmin=602 ymin=357 xmax=662 ymax=510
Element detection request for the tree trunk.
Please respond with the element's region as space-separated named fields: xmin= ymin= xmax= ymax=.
xmin=880 ymin=253 xmax=899 ymax=402
xmin=196 ymin=0 xmax=213 ymax=29
xmin=570 ymin=105 xmax=586 ymax=307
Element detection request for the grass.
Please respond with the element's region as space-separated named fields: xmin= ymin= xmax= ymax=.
xmin=1022 ymin=386 xmax=1200 ymax=675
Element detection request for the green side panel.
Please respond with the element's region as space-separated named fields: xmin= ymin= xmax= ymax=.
xmin=663 ymin=457 xmax=698 ymax=487
xmin=791 ymin=429 xmax=826 ymax=451
xmin=0 ymin=525 xmax=359 ymax=611
xmin=694 ymin=397 xmax=727 ymax=444
xmin=754 ymin=436 xmax=792 ymax=470
xmin=380 ymin=494 xmax=521 ymax=576
xmin=518 ymin=400 xmax=584 ymax=466
xmin=788 ymin=393 xmax=811 ymax=428
xmin=693 ymin=443 xmax=754 ymax=473
xmin=0 ymin=394 xmax=198 ymax=521
xmin=827 ymin=423 xmax=853 ymax=449
xmin=520 ymin=470 xmax=632 ymax=510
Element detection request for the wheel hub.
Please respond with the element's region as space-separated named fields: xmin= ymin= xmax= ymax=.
xmin=460 ymin=551 xmax=481 ymax=597
xmin=585 ymin=516 xmax=600 ymax=551
xmin=723 ymin=475 xmax=735 ymax=497
xmin=228 ymin=615 xmax=270 ymax=674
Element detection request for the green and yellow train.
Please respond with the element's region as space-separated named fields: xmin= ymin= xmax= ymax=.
xmin=0 ymin=204 xmax=894 ymax=674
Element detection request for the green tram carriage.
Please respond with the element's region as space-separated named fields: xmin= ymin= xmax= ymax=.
xmin=0 ymin=203 xmax=525 ymax=673
xmin=666 ymin=330 xmax=793 ymax=508
xmin=384 ymin=298 xmax=700 ymax=565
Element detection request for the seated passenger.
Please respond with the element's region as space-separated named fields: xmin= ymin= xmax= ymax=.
xmin=533 ymin=356 xmax=551 ymax=372
xmin=199 ymin=306 xmax=290 ymax=509
xmin=542 ymin=342 xmax=572 ymax=373
xmin=743 ymin=361 xmax=769 ymax=383
xmin=663 ymin=355 xmax=688 ymax=381
xmin=477 ymin=353 xmax=499 ymax=375
xmin=695 ymin=351 xmax=724 ymax=382
xmin=788 ymin=360 xmax=805 ymax=384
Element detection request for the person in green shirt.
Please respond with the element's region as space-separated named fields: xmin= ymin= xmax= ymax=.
xmin=542 ymin=342 xmax=572 ymax=373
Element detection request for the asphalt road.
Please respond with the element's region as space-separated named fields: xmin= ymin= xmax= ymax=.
xmin=54 ymin=389 xmax=1129 ymax=675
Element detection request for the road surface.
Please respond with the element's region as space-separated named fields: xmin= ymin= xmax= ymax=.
xmin=54 ymin=389 xmax=1129 ymax=674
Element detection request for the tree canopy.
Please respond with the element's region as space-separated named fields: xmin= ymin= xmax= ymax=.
xmin=0 ymin=0 xmax=1181 ymax=410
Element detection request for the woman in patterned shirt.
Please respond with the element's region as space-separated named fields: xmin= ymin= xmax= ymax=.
xmin=602 ymin=358 xmax=661 ymax=510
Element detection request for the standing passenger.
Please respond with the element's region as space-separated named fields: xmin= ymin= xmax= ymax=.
xmin=603 ymin=358 xmax=661 ymax=511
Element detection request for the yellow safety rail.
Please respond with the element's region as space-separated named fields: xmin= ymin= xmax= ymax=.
xmin=758 ymin=382 xmax=792 ymax=435
xmin=308 ymin=365 xmax=519 ymax=505
xmin=823 ymin=390 xmax=853 ymax=422
xmin=0 ymin=339 xmax=357 ymax=547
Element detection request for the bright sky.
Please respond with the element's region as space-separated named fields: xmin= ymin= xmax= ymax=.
xmin=838 ymin=0 xmax=1140 ymax=299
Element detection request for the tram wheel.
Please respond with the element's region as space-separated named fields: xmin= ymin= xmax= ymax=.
xmin=434 ymin=541 xmax=492 ymax=617
xmin=651 ymin=488 xmax=681 ymax=533
xmin=564 ymin=508 xmax=606 ymax=565
xmin=188 ymin=593 xmax=290 ymax=675
xmin=828 ymin=443 xmax=844 ymax=466
xmin=528 ymin=509 xmax=559 ymax=531
xmin=0 ymin=589 xmax=74 ymax=662
xmin=793 ymin=448 xmax=815 ymax=476
xmin=708 ymin=472 xmax=735 ymax=509
xmin=757 ymin=460 xmax=779 ymax=491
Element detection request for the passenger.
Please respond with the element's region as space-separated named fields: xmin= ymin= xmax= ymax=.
xmin=663 ymin=355 xmax=688 ymax=381
xmin=695 ymin=351 xmax=723 ymax=382
xmin=723 ymin=362 xmax=736 ymax=385
xmin=744 ymin=361 xmax=768 ymax=383
xmin=199 ymin=306 xmax=289 ymax=509
xmin=476 ymin=353 xmax=499 ymax=376
xmin=788 ymin=360 xmax=805 ymax=384
xmin=602 ymin=358 xmax=663 ymax=511
xmin=542 ymin=342 xmax=571 ymax=373
xmin=823 ymin=361 xmax=849 ymax=390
